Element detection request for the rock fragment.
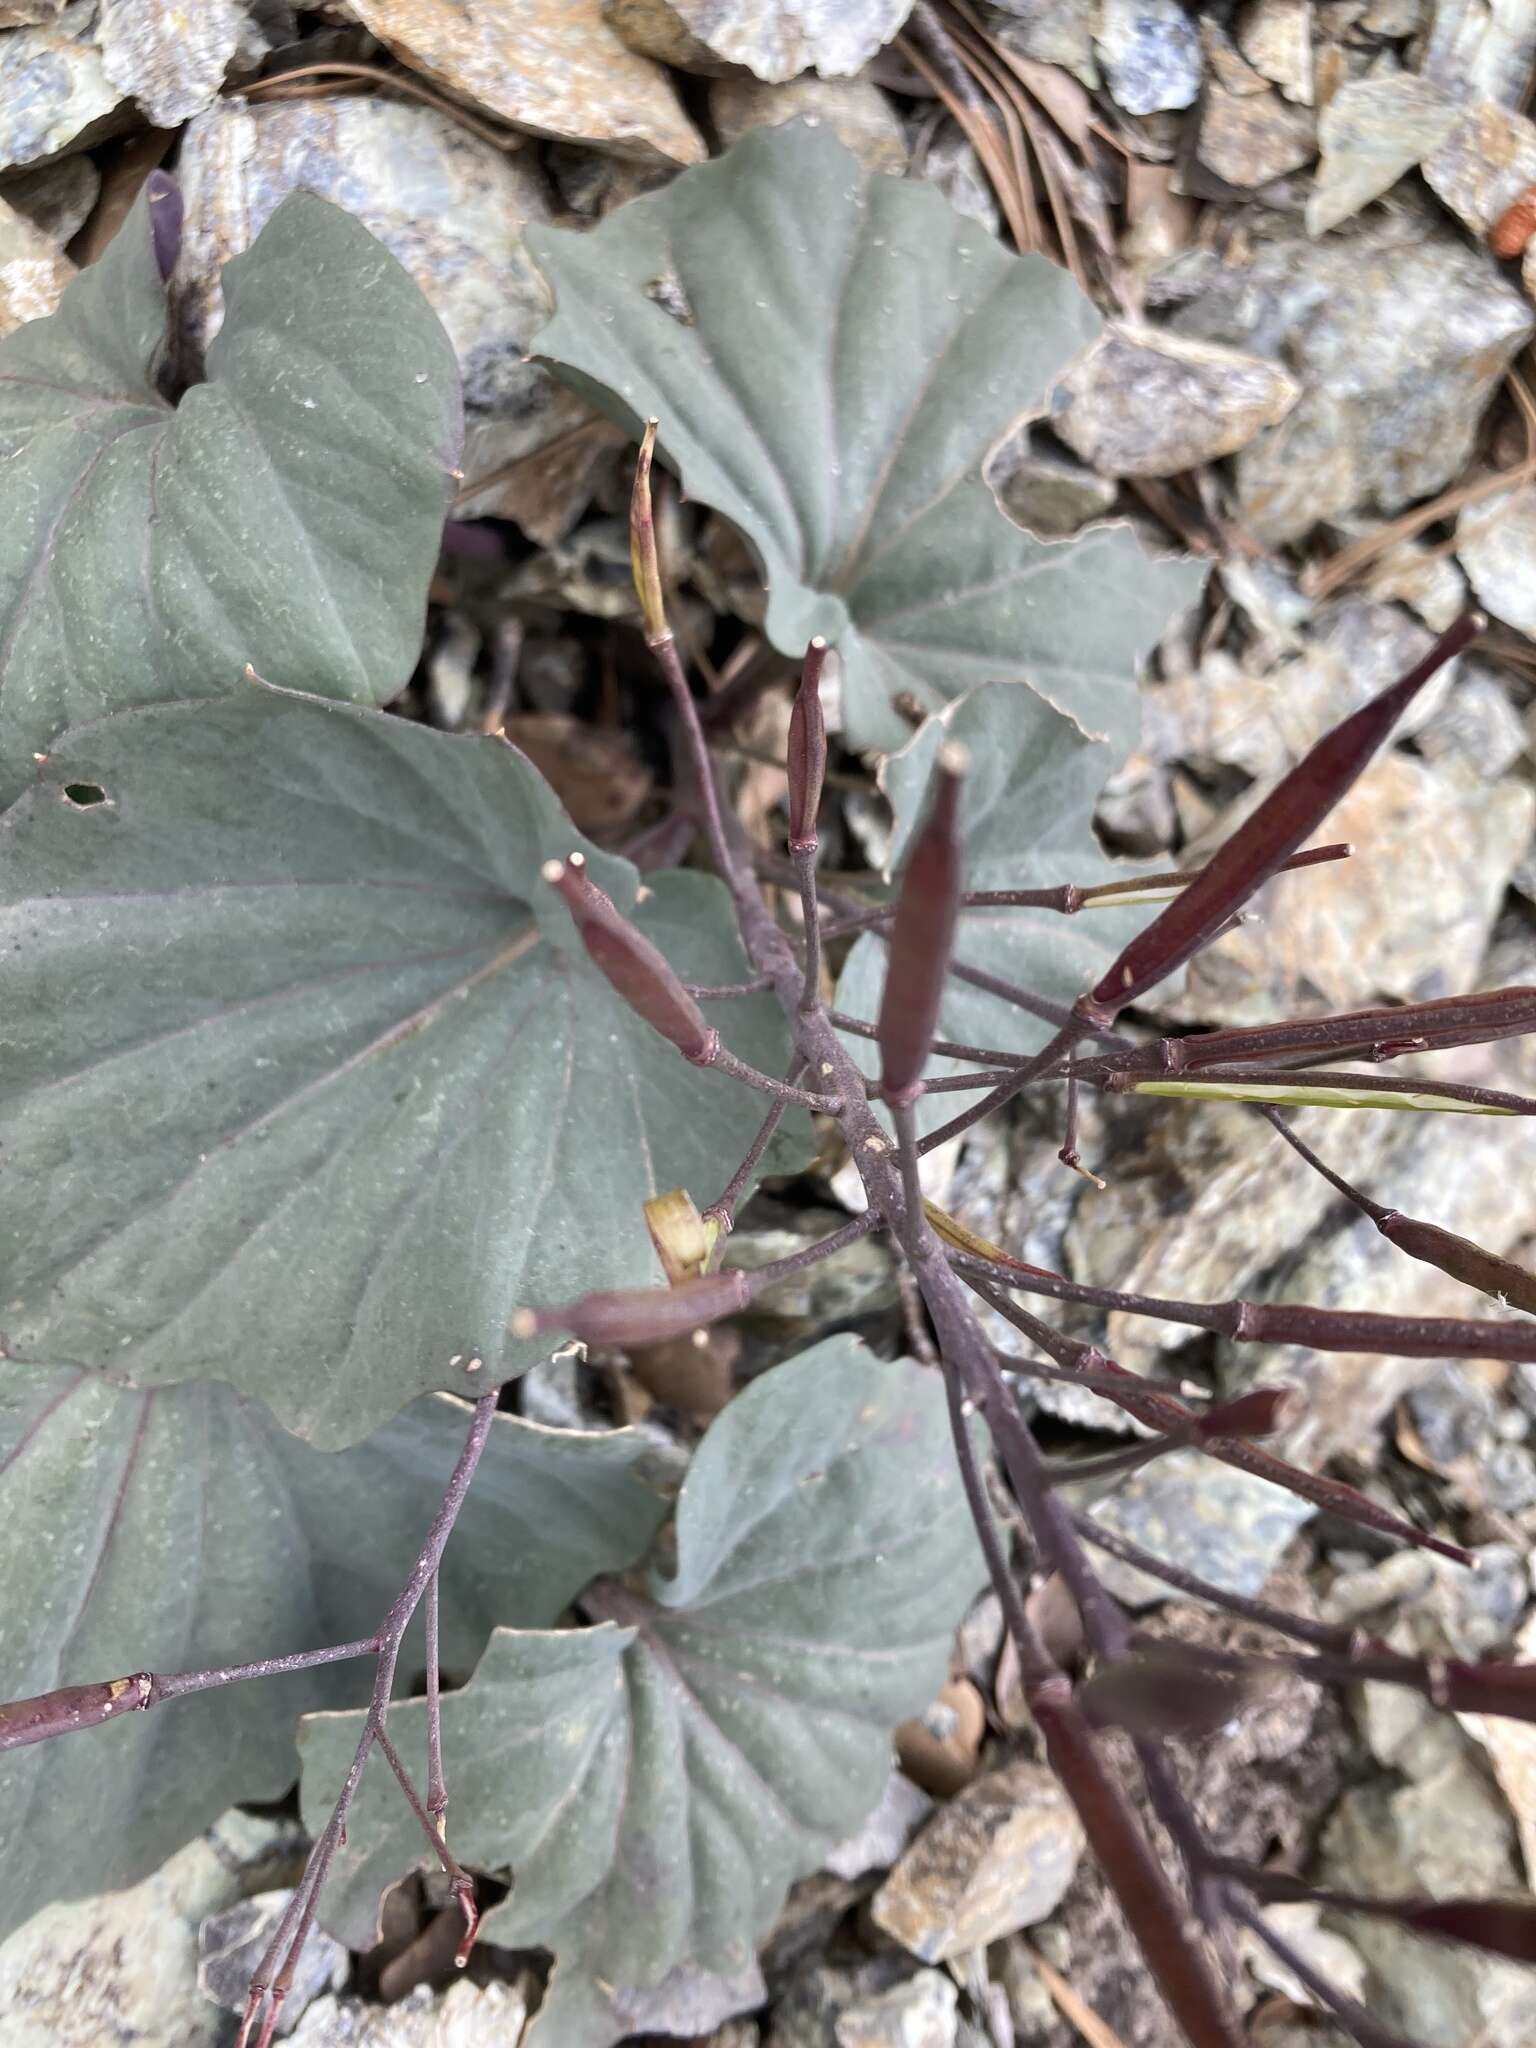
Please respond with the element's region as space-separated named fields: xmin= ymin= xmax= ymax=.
xmin=871 ymin=1761 xmax=1084 ymax=1961
xmin=347 ymin=0 xmax=705 ymax=165
xmin=708 ymin=73 xmax=907 ymax=175
xmin=1095 ymin=0 xmax=1201 ymax=113
xmin=1306 ymin=74 xmax=1460 ymax=234
xmin=603 ymin=0 xmax=915 ymax=82
xmin=1049 ymin=325 xmax=1299 ymax=477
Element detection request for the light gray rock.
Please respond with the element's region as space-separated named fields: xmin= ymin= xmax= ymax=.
xmin=1096 ymin=0 xmax=1201 ymax=112
xmin=834 ymin=1970 xmax=958 ymax=2048
xmin=1458 ymin=484 xmax=1536 ymax=639
xmin=1049 ymin=324 xmax=1300 ymax=477
xmin=986 ymin=424 xmax=1119 ymax=534
xmin=910 ymin=117 xmax=999 ymax=233
xmin=350 ymin=0 xmax=704 ymax=165
xmin=1320 ymin=1756 xmax=1536 ymax=2048
xmin=0 ymin=190 xmax=71 ymax=333
xmin=1196 ymin=80 xmax=1317 ymax=186
xmin=199 ymin=1890 xmax=348 ymax=2033
xmin=1415 ymin=662 xmax=1527 ymax=782
xmin=824 ymin=1770 xmax=934 ymax=1880
xmin=1237 ymin=0 xmax=1313 ymax=103
xmin=1423 ymin=96 xmax=1536 ymax=236
xmin=97 ymin=0 xmax=269 ymax=127
xmin=724 ymin=1207 xmax=900 ymax=1335
xmin=290 ymin=1980 xmax=529 ymax=2045
xmin=0 ymin=0 xmax=125 ymax=171
xmin=1225 ymin=1087 xmax=1536 ymax=1469
xmin=982 ymin=0 xmax=1100 ymax=89
xmin=709 ymin=72 xmax=907 ymax=175
xmin=1164 ymin=220 xmax=1533 ymax=546
xmin=1421 ymin=0 xmax=1536 ymax=110
xmin=1306 ymin=74 xmax=1460 ymax=234
xmin=604 ymin=0 xmax=915 ymax=82
xmin=1143 ymin=598 xmax=1461 ymax=782
xmin=871 ymin=1761 xmax=1084 ymax=1961
xmin=172 ymin=92 xmax=607 ymax=548
xmin=0 ymin=1811 xmax=297 ymax=2048
xmin=1077 ymin=1451 xmax=1316 ymax=1607
xmin=1172 ymin=749 xmax=1533 ymax=1026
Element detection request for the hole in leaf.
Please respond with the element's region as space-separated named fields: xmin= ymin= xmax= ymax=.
xmin=62 ymin=782 xmax=108 ymax=808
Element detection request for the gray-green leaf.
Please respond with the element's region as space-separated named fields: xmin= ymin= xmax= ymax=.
xmin=0 ymin=176 xmax=461 ymax=806
xmin=297 ymin=1339 xmax=984 ymax=1976
xmin=0 ymin=687 xmax=801 ymax=1445
xmin=527 ymin=123 xmax=1200 ymax=754
xmin=0 ymin=1367 xmax=665 ymax=1943
xmin=835 ymin=681 xmax=1161 ymax=1134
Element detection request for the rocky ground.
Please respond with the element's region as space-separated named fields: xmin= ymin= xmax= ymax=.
xmin=2 ymin=1 xmax=1536 ymax=2044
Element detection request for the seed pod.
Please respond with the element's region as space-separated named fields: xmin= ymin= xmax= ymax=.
xmin=1194 ymin=1386 xmax=1298 ymax=1442
xmin=0 ymin=1674 xmax=151 ymax=1752
xmin=1376 ymin=1211 xmax=1536 ymax=1315
xmin=878 ymin=745 xmax=967 ymax=1104
xmin=629 ymin=419 xmax=669 ymax=644
xmin=1089 ymin=614 xmax=1483 ymax=1015
xmin=510 ymin=1269 xmax=751 ymax=1347
xmin=1079 ymin=1652 xmax=1264 ymax=1741
xmin=544 ymin=852 xmax=716 ymax=1064
xmin=787 ymin=638 xmax=828 ymax=852
xmin=1491 ymin=183 xmax=1536 ymax=259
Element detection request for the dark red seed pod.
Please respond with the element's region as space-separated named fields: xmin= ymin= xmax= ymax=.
xmin=1088 ymin=614 xmax=1483 ymax=1016
xmin=1078 ymin=1652 xmax=1261 ymax=1741
xmin=510 ymin=1269 xmax=751 ymax=1347
xmin=1376 ymin=1212 xmax=1536 ymax=1316
xmin=1194 ymin=1386 xmax=1298 ymax=1442
xmin=0 ymin=1674 xmax=151 ymax=1752
xmin=878 ymin=745 xmax=967 ymax=1105
xmin=544 ymin=852 xmax=716 ymax=1064
xmin=1491 ymin=183 xmax=1536 ymax=259
xmin=787 ymin=637 xmax=828 ymax=853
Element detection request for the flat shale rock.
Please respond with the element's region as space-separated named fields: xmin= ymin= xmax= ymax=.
xmin=0 ymin=1812 xmax=296 ymax=2048
xmin=1172 ymin=748 xmax=1532 ymax=1023
xmin=708 ymin=72 xmax=908 ymax=175
xmin=0 ymin=188 xmax=70 ymax=331
xmin=173 ymin=93 xmax=607 ymax=546
xmin=1457 ymin=483 xmax=1536 ymax=638
xmin=1094 ymin=0 xmax=1200 ymax=112
xmin=1077 ymin=1452 xmax=1315 ymax=1606
xmin=982 ymin=0 xmax=1100 ymax=90
xmin=1227 ymin=1086 xmax=1536 ymax=1468
xmin=603 ymin=0 xmax=916 ymax=81
xmin=1195 ymin=80 xmax=1317 ymax=187
xmin=1049 ymin=324 xmax=1299 ymax=476
xmin=346 ymin=0 xmax=704 ymax=165
xmin=0 ymin=0 xmax=123 ymax=171
xmin=1423 ymin=95 xmax=1536 ymax=236
xmin=986 ymin=423 xmax=1119 ymax=534
xmin=97 ymin=0 xmax=264 ymax=128
xmin=1163 ymin=220 xmax=1533 ymax=543
xmin=871 ymin=1761 xmax=1084 ymax=1961
xmin=1320 ymin=1755 xmax=1536 ymax=2048
xmin=1306 ymin=73 xmax=1459 ymax=234
xmin=1236 ymin=0 xmax=1313 ymax=103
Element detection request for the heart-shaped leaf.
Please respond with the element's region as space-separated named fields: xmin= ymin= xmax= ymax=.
xmin=835 ymin=680 xmax=1158 ymax=1132
xmin=0 ymin=173 xmax=461 ymax=806
xmin=0 ymin=1367 xmax=666 ymax=1942
xmin=0 ymin=687 xmax=802 ymax=1446
xmin=297 ymin=1338 xmax=985 ymax=1980
xmin=527 ymin=123 xmax=1201 ymax=754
